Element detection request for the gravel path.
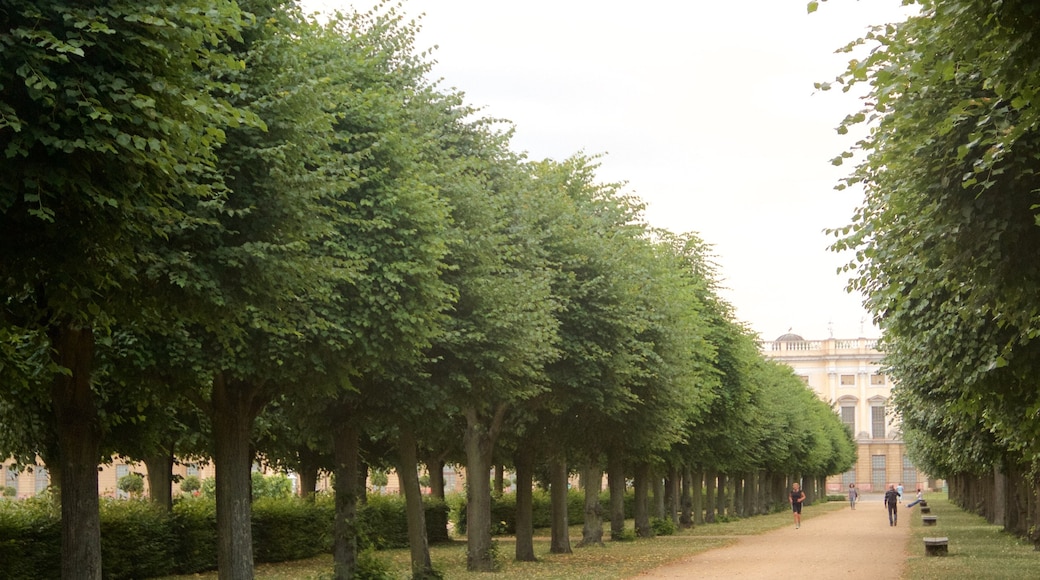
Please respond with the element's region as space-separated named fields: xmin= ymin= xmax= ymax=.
xmin=630 ymin=493 xmax=909 ymax=579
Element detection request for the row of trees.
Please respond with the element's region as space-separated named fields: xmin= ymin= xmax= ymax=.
xmin=823 ymin=0 xmax=1040 ymax=547
xmin=0 ymin=1 xmax=855 ymax=578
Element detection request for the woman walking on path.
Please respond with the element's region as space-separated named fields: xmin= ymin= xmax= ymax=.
xmin=848 ymin=483 xmax=859 ymax=510
xmin=790 ymin=482 xmax=806 ymax=529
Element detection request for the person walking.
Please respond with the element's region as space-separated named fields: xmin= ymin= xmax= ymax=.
xmin=906 ymin=488 xmax=924 ymax=509
xmin=848 ymin=483 xmax=859 ymax=510
xmin=884 ymin=484 xmax=900 ymax=526
xmin=896 ymin=483 xmax=904 ymax=504
xmin=790 ymin=482 xmax=806 ymax=529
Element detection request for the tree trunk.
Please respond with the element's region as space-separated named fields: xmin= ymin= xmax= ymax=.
xmin=513 ymin=444 xmax=536 ymax=561
xmin=426 ymin=455 xmax=446 ymax=500
xmin=143 ymin=449 xmax=174 ymax=512
xmin=607 ymin=451 xmax=627 ymax=540
xmin=51 ymin=322 xmax=102 ymax=580
xmin=549 ymin=457 xmax=572 ymax=553
xmin=653 ymin=471 xmax=666 ymax=520
xmin=212 ymin=372 xmax=261 ymax=580
xmin=463 ymin=410 xmax=495 ymax=571
xmin=679 ymin=466 xmax=693 ymax=528
xmin=703 ymin=470 xmax=716 ymax=523
xmin=692 ymin=470 xmax=704 ymax=525
xmin=332 ymin=420 xmax=361 ymax=579
xmin=578 ymin=464 xmax=604 ymax=547
xmin=494 ymin=464 xmax=505 ymax=495
xmin=716 ymin=473 xmax=727 ymax=518
xmin=665 ymin=467 xmax=680 ymax=525
xmin=634 ymin=462 xmax=652 ymax=538
xmin=297 ymin=444 xmax=321 ymax=501
xmin=396 ymin=428 xmax=434 ymax=578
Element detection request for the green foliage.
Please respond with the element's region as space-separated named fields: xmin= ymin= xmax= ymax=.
xmin=252 ymin=496 xmax=332 ymax=563
xmin=179 ymin=475 xmax=201 ymax=494
xmin=2 ymin=486 xmax=15 ymax=498
xmin=169 ymin=496 xmax=218 ymax=574
xmin=453 ymin=488 xmax=634 ymax=535
xmin=0 ymin=496 xmax=61 ymax=579
xmin=650 ymin=517 xmax=677 ymax=536
xmin=252 ymin=472 xmax=294 ymax=500
xmin=826 ymin=0 xmax=1040 ymax=483
xmin=98 ymin=499 xmax=175 ymax=580
xmin=117 ymin=473 xmax=144 ymax=496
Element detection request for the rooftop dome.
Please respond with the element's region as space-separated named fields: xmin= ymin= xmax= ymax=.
xmin=775 ymin=332 xmax=805 ymax=342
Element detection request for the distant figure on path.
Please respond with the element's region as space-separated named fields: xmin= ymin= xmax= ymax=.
xmin=790 ymin=482 xmax=806 ymax=529
xmin=884 ymin=485 xmax=900 ymax=526
xmin=896 ymin=483 xmax=904 ymax=503
xmin=848 ymin=483 xmax=859 ymax=510
xmin=906 ymin=488 xmax=924 ymax=509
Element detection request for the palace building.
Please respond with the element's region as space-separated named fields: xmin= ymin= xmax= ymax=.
xmin=761 ymin=332 xmax=935 ymax=494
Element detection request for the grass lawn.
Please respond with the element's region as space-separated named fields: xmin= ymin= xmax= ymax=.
xmin=903 ymin=492 xmax=1038 ymax=579
xmin=158 ymin=501 xmax=846 ymax=579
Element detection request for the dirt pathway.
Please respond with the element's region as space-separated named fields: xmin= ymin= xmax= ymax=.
xmin=630 ymin=493 xmax=909 ymax=579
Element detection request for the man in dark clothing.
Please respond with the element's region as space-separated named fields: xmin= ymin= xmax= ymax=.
xmin=884 ymin=484 xmax=900 ymax=526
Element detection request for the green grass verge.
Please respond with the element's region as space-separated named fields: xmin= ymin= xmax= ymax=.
xmin=157 ymin=501 xmax=846 ymax=579
xmin=904 ymin=493 xmax=1038 ymax=579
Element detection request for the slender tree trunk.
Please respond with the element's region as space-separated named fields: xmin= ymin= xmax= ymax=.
xmin=703 ymin=470 xmax=716 ymax=523
xmin=494 ymin=464 xmax=505 ymax=495
xmin=463 ymin=410 xmax=495 ymax=571
xmin=680 ymin=466 xmax=693 ymax=528
xmin=634 ymin=462 xmax=652 ymax=538
xmin=653 ymin=471 xmax=666 ymax=520
xmin=692 ymin=470 xmax=704 ymax=525
xmin=396 ymin=428 xmax=434 ymax=578
xmin=607 ymin=451 xmax=627 ymax=540
xmin=358 ymin=459 xmax=369 ymax=504
xmin=579 ymin=464 xmax=604 ymax=547
xmin=297 ymin=444 xmax=321 ymax=500
xmin=513 ymin=444 xmax=536 ymax=561
xmin=716 ymin=473 xmax=727 ymax=518
xmin=332 ymin=420 xmax=361 ymax=579
xmin=212 ymin=372 xmax=261 ymax=580
xmin=143 ymin=448 xmax=174 ymax=512
xmin=51 ymin=322 xmax=102 ymax=580
xmin=549 ymin=457 xmax=572 ymax=553
xmin=665 ymin=467 xmax=680 ymax=525
xmin=426 ymin=455 xmax=446 ymax=500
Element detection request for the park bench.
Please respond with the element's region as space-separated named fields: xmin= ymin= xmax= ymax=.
xmin=922 ymin=515 xmax=937 ymax=526
xmin=924 ymin=537 xmax=948 ymax=556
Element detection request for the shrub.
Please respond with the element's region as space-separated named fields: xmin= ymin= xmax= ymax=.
xmin=252 ymin=472 xmax=293 ymax=500
xmin=179 ymin=475 xmax=201 ymax=494
xmin=253 ymin=496 xmax=332 ymax=563
xmin=2 ymin=486 xmax=15 ymax=498
xmin=99 ymin=498 xmax=174 ymax=580
xmin=650 ymin=516 xmax=677 ymax=536
xmin=0 ymin=495 xmax=61 ymax=579
xmin=117 ymin=473 xmax=144 ymax=497
xmin=170 ymin=495 xmax=218 ymax=574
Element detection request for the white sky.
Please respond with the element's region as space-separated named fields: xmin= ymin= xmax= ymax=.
xmin=301 ymin=0 xmax=915 ymax=341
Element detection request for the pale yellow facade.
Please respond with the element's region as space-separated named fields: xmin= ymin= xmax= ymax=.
xmin=761 ymin=334 xmax=936 ymax=495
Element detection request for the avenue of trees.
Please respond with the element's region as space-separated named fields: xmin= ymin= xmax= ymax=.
xmin=823 ymin=0 xmax=1040 ymax=547
xmin=0 ymin=1 xmax=855 ymax=578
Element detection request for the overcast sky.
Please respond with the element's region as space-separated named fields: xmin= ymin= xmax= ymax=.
xmin=302 ymin=0 xmax=915 ymax=341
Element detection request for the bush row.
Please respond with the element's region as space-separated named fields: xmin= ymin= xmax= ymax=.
xmin=0 ymin=493 xmax=449 ymax=580
xmin=453 ymin=488 xmax=635 ymax=535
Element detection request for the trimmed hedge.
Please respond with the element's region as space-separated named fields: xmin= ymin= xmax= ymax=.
xmin=454 ymin=488 xmax=635 ymax=535
xmin=0 ymin=493 xmax=452 ymax=579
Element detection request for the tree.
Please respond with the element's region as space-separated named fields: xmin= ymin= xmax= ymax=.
xmin=825 ymin=1 xmax=1040 ymax=542
xmin=0 ymin=2 xmax=254 ymax=577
